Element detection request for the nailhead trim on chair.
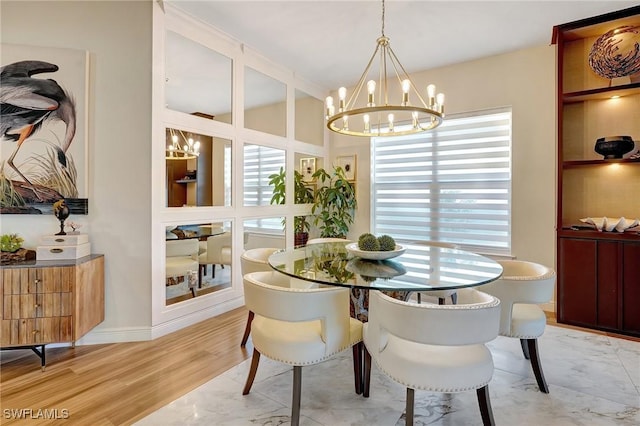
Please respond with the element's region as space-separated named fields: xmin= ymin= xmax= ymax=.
xmin=372 ymin=357 xmax=490 ymax=393
xmin=508 ymin=333 xmax=541 ymax=339
xmin=502 ymin=269 xmax=556 ymax=281
xmin=260 ymin=340 xmax=361 ymax=366
xmin=402 ymin=296 xmax=501 ymax=311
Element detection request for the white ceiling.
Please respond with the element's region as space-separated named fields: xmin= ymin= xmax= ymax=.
xmin=166 ymin=0 xmax=637 ymax=91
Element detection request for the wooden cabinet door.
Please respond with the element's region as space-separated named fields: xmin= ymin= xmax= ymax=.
xmin=596 ymin=241 xmax=620 ymax=329
xmin=623 ymin=243 xmax=640 ymax=334
xmin=559 ymin=238 xmax=597 ymax=327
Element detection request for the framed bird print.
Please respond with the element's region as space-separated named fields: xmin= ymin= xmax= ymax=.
xmin=0 ymin=43 xmax=89 ymax=215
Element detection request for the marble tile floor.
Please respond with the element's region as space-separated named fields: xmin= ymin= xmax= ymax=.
xmin=136 ymin=325 xmax=640 ymax=425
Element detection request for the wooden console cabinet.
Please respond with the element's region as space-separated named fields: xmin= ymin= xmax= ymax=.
xmin=0 ymin=254 xmax=104 ymax=368
xmin=553 ymin=7 xmax=640 ymax=337
xmin=558 ymin=237 xmax=640 ymax=335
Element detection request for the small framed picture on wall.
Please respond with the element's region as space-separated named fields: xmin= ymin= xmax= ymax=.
xmin=300 ymin=157 xmax=316 ymax=182
xmin=336 ymin=155 xmax=357 ymax=181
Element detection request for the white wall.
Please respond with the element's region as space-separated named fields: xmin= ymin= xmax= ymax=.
xmin=333 ymin=45 xmax=557 ymax=271
xmin=1 ymin=1 xmax=559 ymax=342
xmin=1 ymin=1 xmax=153 ymax=342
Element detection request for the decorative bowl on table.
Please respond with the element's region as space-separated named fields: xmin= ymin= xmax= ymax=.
xmin=345 ymin=242 xmax=406 ymax=260
xmin=345 ymin=258 xmax=407 ymax=278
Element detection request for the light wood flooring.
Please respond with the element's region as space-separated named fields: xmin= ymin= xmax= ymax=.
xmin=0 ymin=307 xmax=252 ymax=425
xmin=1 ymin=308 xmax=637 ymax=426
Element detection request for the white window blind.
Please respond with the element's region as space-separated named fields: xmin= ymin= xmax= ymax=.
xmin=371 ymin=108 xmax=512 ymax=255
xmin=243 ymin=143 xmax=285 ymax=199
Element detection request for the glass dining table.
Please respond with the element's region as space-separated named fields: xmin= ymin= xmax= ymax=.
xmin=268 ymin=241 xmax=504 ymax=321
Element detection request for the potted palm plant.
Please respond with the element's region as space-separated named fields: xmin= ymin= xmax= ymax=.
xmin=311 ymin=166 xmax=357 ymax=238
xmin=269 ymin=168 xmax=315 ymax=246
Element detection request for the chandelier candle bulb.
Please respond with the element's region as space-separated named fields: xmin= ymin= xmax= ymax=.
xmin=402 ymin=79 xmax=410 ymax=105
xmin=367 ymin=80 xmax=376 ymax=106
xmin=412 ymin=111 xmax=419 ymax=128
xmin=338 ymin=87 xmax=347 ymax=111
xmin=427 ymin=84 xmax=436 ymax=108
xmin=436 ymin=93 xmax=445 ymax=115
xmin=364 ymin=114 xmax=370 ymax=132
xmin=325 ymin=96 xmax=334 ymax=118
xmin=343 ymin=115 xmax=349 ymax=130
xmin=388 ymin=113 xmax=394 ymax=132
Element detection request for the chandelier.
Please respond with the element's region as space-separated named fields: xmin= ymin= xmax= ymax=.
xmin=165 ymin=128 xmax=200 ymax=160
xmin=325 ymin=0 xmax=445 ymax=137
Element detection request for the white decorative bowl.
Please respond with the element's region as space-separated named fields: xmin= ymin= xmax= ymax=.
xmin=345 ymin=243 xmax=406 ymax=260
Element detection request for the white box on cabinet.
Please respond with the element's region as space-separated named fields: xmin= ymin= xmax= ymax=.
xmin=40 ymin=234 xmax=89 ymax=246
xmin=37 ymin=242 xmax=91 ymax=260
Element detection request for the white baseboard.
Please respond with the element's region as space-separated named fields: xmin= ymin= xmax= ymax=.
xmin=151 ymin=297 xmax=244 ymax=340
xmin=75 ymin=326 xmax=153 ymax=345
xmin=72 ymin=297 xmax=244 ymax=345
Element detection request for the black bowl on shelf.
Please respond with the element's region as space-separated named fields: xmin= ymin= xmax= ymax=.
xmin=594 ymin=136 xmax=635 ymax=159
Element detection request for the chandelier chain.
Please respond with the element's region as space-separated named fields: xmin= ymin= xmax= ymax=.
xmin=381 ymin=0 xmax=385 ymax=36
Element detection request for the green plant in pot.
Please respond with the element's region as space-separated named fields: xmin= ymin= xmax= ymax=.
xmin=1 ymin=233 xmax=24 ymax=253
xmin=269 ymin=168 xmax=315 ymax=246
xmin=311 ymin=166 xmax=357 ymax=238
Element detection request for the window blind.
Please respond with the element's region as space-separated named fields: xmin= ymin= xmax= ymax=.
xmin=243 ymin=144 xmax=286 ymax=231
xmin=243 ymin=144 xmax=285 ymax=207
xmin=371 ymin=108 xmax=512 ymax=255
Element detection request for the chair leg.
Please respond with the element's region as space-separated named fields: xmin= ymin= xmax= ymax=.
xmin=405 ymin=388 xmax=415 ymax=426
xmin=476 ymin=385 xmax=495 ymax=426
xmin=527 ymin=338 xmax=549 ymax=393
xmin=291 ymin=366 xmax=302 ymax=426
xmin=198 ymin=265 xmax=203 ymax=286
xmin=417 ymin=293 xmax=422 ymax=304
xmin=352 ymin=342 xmax=363 ymax=394
xmin=242 ymin=348 xmax=261 ymax=395
xmin=451 ymin=292 xmax=457 ymax=305
xmin=212 ymin=265 xmax=215 ymax=278
xmin=363 ymin=346 xmax=372 ymax=398
xmin=240 ymin=311 xmax=254 ymax=347
xmin=520 ymin=338 xmax=530 ymax=359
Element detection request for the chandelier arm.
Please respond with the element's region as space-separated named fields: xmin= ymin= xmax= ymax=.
xmin=381 ymin=46 xmax=388 ymax=105
xmin=386 ymin=45 xmax=430 ymax=108
xmin=345 ymin=43 xmax=382 ymax=110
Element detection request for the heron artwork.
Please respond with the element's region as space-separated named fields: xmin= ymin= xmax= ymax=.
xmin=1 ymin=59 xmax=77 ymax=206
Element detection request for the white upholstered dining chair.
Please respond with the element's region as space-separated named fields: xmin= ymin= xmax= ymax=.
xmin=239 ymin=247 xmax=280 ymax=347
xmin=477 ymin=259 xmax=556 ymax=393
xmin=363 ymin=288 xmax=501 ymax=426
xmin=412 ymin=241 xmax=460 ymax=305
xmin=242 ymin=271 xmax=363 ymax=426
xmin=165 ymin=239 xmax=199 ymax=290
xmin=198 ymin=232 xmax=231 ymax=283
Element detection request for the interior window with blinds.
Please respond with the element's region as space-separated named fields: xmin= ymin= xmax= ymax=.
xmin=243 ymin=143 xmax=285 ymax=207
xmin=371 ymin=107 xmax=512 ymax=255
